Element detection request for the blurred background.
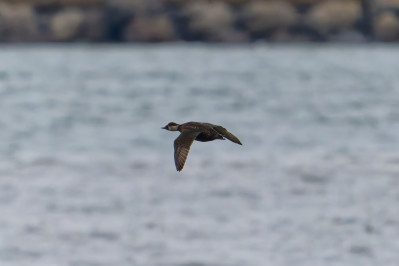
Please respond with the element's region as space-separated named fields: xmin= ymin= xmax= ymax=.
xmin=1 ymin=1 xmax=399 ymax=266
xmin=0 ymin=0 xmax=399 ymax=43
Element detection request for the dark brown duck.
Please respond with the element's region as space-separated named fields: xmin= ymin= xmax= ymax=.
xmin=162 ymin=122 xmax=242 ymax=171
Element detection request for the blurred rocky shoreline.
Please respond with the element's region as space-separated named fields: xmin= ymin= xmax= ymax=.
xmin=0 ymin=0 xmax=399 ymax=43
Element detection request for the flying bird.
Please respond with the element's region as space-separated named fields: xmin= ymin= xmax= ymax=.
xmin=162 ymin=122 xmax=242 ymax=171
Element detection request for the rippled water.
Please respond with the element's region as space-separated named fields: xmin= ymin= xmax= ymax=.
xmin=1 ymin=44 xmax=399 ymax=266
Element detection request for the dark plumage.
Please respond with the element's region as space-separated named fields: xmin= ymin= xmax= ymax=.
xmin=162 ymin=122 xmax=242 ymax=171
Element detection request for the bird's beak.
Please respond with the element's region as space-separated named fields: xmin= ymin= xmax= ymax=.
xmin=162 ymin=126 xmax=168 ymax=130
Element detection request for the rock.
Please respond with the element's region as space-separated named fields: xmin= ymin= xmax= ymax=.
xmin=214 ymin=0 xmax=252 ymax=6
xmin=162 ymin=0 xmax=188 ymax=6
xmin=329 ymin=30 xmax=368 ymax=42
xmin=2 ymin=0 xmax=399 ymax=43
xmin=0 ymin=3 xmax=39 ymax=42
xmin=242 ymin=1 xmax=298 ymax=38
xmin=123 ymin=14 xmax=177 ymax=42
xmin=10 ymin=0 xmax=103 ymax=8
xmin=287 ymin=0 xmax=323 ymax=5
xmin=59 ymin=0 xmax=103 ymax=7
xmin=81 ymin=8 xmax=106 ymax=41
xmin=106 ymin=0 xmax=163 ymax=14
xmin=104 ymin=0 xmax=164 ymax=41
xmin=214 ymin=28 xmax=249 ymax=43
xmin=306 ymin=0 xmax=361 ymax=34
xmin=51 ymin=8 xmax=84 ymax=41
xmin=165 ymin=0 xmax=248 ymax=7
xmin=374 ymin=0 xmax=399 ymax=9
xmin=182 ymin=1 xmax=240 ymax=41
xmin=270 ymin=29 xmax=312 ymax=42
xmin=374 ymin=12 xmax=399 ymax=41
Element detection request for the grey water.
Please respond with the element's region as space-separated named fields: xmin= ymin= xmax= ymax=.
xmin=0 ymin=44 xmax=399 ymax=266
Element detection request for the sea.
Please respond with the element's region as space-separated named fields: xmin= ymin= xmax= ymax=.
xmin=0 ymin=44 xmax=399 ymax=266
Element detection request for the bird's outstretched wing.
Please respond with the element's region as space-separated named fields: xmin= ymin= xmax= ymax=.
xmin=205 ymin=123 xmax=242 ymax=145
xmin=174 ymin=131 xmax=200 ymax=171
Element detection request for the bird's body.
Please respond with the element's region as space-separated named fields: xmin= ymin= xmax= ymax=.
xmin=162 ymin=122 xmax=242 ymax=171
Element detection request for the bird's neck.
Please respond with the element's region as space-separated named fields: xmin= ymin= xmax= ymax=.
xmin=169 ymin=125 xmax=180 ymax=131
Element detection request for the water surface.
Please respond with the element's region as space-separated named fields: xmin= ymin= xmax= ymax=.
xmin=0 ymin=44 xmax=399 ymax=266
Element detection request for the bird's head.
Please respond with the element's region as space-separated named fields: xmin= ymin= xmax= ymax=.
xmin=162 ymin=122 xmax=179 ymax=131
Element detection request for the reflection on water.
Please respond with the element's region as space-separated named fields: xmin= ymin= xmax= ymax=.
xmin=0 ymin=44 xmax=399 ymax=266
